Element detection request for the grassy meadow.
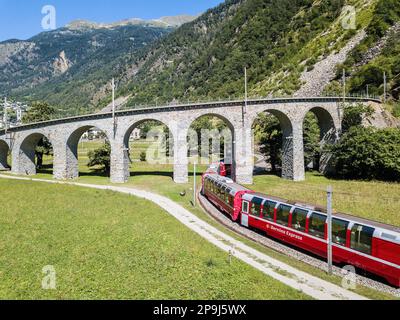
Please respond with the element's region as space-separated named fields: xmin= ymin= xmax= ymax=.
xmin=0 ymin=178 xmax=310 ymax=300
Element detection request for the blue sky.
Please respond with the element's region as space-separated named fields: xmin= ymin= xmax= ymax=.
xmin=0 ymin=0 xmax=224 ymax=41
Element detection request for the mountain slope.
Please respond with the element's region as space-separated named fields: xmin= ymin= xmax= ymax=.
xmin=0 ymin=16 xmax=196 ymax=115
xmin=117 ymin=0 xmax=350 ymax=106
xmin=112 ymin=0 xmax=399 ymax=111
xmin=2 ymin=0 xmax=400 ymax=118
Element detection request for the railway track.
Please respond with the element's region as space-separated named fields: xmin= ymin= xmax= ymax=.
xmin=198 ymin=191 xmax=400 ymax=298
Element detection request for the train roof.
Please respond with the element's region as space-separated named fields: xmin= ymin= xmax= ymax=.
xmin=334 ymin=212 xmax=400 ymax=233
xmin=243 ymin=192 xmax=400 ymax=234
xmin=204 ymin=173 xmax=250 ymax=194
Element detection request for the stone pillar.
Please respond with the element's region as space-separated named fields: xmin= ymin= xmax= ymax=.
xmin=173 ymin=126 xmax=188 ymax=184
xmin=52 ymin=142 xmax=75 ymax=180
xmin=282 ymin=124 xmax=305 ymax=181
xmin=52 ymin=144 xmax=66 ymax=180
xmin=110 ymin=141 xmax=130 ymax=184
xmin=234 ymin=126 xmax=254 ymax=185
xmin=53 ymin=139 xmax=80 ymax=180
xmin=66 ymin=141 xmax=80 ymax=179
xmin=11 ymin=145 xmax=36 ymax=176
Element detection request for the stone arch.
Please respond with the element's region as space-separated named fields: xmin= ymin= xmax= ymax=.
xmin=13 ymin=132 xmax=54 ymax=176
xmin=121 ymin=118 xmax=175 ymax=179
xmin=250 ymin=108 xmax=298 ymax=180
xmin=65 ymin=125 xmax=111 ymax=179
xmin=187 ymin=112 xmax=236 ymax=133
xmin=0 ymin=139 xmax=10 ymax=170
xmin=187 ymin=113 xmax=236 ymax=177
xmin=303 ymin=106 xmax=339 ymax=173
xmin=305 ymin=106 xmax=339 ymax=142
xmin=123 ymin=118 xmax=174 ymax=151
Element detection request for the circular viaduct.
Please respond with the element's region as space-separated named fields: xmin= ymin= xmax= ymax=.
xmin=0 ymin=97 xmax=380 ymax=185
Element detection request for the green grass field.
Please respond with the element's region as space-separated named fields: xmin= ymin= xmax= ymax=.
xmin=0 ymin=179 xmax=310 ymax=300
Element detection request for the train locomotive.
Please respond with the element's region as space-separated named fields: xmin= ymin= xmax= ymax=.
xmin=201 ymin=168 xmax=400 ymax=287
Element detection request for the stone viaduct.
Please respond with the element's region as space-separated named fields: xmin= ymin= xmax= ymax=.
xmin=0 ymin=97 xmax=380 ymax=185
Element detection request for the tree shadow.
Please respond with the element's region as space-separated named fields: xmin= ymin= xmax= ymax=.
xmin=37 ymin=164 xmax=53 ymax=175
xmin=79 ymin=170 xmax=110 ymax=178
xmin=253 ymin=169 xmax=282 ymax=177
xmin=130 ymin=171 xmax=174 ymax=179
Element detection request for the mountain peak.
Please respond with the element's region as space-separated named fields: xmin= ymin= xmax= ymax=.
xmin=65 ymin=15 xmax=197 ymax=30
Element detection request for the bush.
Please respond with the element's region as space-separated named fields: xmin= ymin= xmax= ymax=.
xmin=341 ymin=103 xmax=373 ymax=134
xmin=329 ymin=127 xmax=400 ymax=181
xmin=393 ymin=102 xmax=400 ymax=118
xmin=87 ymin=142 xmax=111 ymax=173
xmin=140 ymin=151 xmax=147 ymax=162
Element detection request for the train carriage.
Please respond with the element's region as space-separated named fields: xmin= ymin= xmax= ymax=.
xmin=202 ymin=171 xmax=400 ymax=287
xmin=202 ymin=173 xmax=250 ymax=221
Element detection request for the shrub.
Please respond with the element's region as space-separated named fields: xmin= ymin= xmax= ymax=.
xmin=140 ymin=151 xmax=147 ymax=162
xmin=87 ymin=142 xmax=111 ymax=173
xmin=341 ymin=103 xmax=373 ymax=133
xmin=393 ymin=102 xmax=400 ymax=118
xmin=329 ymin=127 xmax=400 ymax=181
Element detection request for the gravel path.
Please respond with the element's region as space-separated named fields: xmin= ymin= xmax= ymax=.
xmin=0 ymin=174 xmax=368 ymax=300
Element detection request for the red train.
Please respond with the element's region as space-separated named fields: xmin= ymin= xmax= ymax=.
xmin=201 ymin=171 xmax=400 ymax=287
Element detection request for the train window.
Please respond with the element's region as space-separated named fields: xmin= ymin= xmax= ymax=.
xmin=220 ymin=186 xmax=225 ymax=200
xmin=217 ymin=185 xmax=222 ymax=198
xmin=206 ymin=179 xmax=211 ymax=191
xmin=291 ymin=208 xmax=307 ymax=232
xmin=276 ymin=204 xmax=291 ymax=227
xmin=250 ymin=202 xmax=261 ymax=217
xmin=221 ymin=186 xmax=226 ymax=200
xmin=222 ymin=188 xmax=228 ymax=201
xmin=263 ymin=201 xmax=276 ymax=221
xmin=309 ymin=213 xmax=326 ymax=239
xmin=350 ymin=224 xmax=374 ymax=255
xmin=224 ymin=189 xmax=230 ymax=205
xmin=242 ymin=201 xmax=249 ymax=214
xmin=228 ymin=195 xmax=234 ymax=207
xmin=332 ymin=218 xmax=349 ymax=246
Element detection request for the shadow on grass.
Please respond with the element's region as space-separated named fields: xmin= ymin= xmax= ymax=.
xmin=79 ymin=170 xmax=110 ymax=178
xmin=37 ymin=164 xmax=53 ymax=175
xmin=254 ymin=169 xmax=328 ymax=179
xmin=253 ymin=169 xmax=281 ymax=177
xmin=130 ymin=171 xmax=174 ymax=179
